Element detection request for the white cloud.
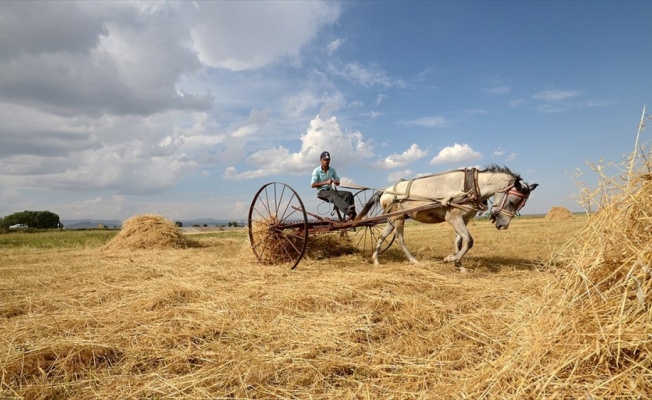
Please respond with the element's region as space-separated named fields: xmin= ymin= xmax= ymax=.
xmin=373 ymin=144 xmax=427 ymax=169
xmin=430 ymin=143 xmax=482 ymax=165
xmin=327 ymin=37 xmax=346 ymax=54
xmin=191 ymin=2 xmax=340 ymax=71
xmin=329 ymin=62 xmax=406 ymax=88
xmin=362 ymin=111 xmax=383 ymax=119
xmin=223 ymin=115 xmax=374 ymax=180
xmin=387 ymin=169 xmax=413 ymax=183
xmin=0 ymin=2 xmax=213 ymax=118
xmin=400 ymin=116 xmax=451 ymax=128
xmin=533 ymin=89 xmax=579 ymax=102
xmin=493 ymin=147 xmax=505 ymax=157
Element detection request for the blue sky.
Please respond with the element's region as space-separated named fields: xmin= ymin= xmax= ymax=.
xmin=1 ymin=1 xmax=650 ymax=222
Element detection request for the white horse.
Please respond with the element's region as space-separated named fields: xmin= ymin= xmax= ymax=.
xmin=371 ymin=165 xmax=538 ymax=270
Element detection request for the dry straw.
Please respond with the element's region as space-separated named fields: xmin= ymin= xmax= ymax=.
xmin=103 ymin=214 xmax=190 ymax=250
xmin=3 ymin=112 xmax=652 ymax=399
xmin=461 ymin=108 xmax=652 ymax=397
xmin=544 ymin=206 xmax=574 ymax=221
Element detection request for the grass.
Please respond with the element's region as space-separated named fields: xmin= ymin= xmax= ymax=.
xmin=0 ymin=230 xmax=118 ymax=249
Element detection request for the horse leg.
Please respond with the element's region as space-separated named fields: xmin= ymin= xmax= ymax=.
xmin=443 ymin=217 xmax=473 ymax=270
xmin=372 ymin=221 xmax=396 ymax=266
xmin=393 ymin=217 xmax=419 ymax=264
xmin=454 ymin=233 xmax=463 ymax=254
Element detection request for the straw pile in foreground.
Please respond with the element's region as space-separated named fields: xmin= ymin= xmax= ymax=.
xmin=462 ymin=145 xmax=652 ymax=397
xmin=103 ymin=214 xmax=189 ymax=250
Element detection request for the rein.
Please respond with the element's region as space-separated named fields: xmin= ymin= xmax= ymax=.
xmin=490 ymin=182 xmax=530 ymax=220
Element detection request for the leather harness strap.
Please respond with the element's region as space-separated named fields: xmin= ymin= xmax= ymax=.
xmin=386 ymin=168 xmax=488 ymax=214
xmin=464 ymin=167 xmax=488 ymax=212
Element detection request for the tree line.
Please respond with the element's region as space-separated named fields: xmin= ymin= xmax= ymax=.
xmin=1 ymin=210 xmax=62 ymax=229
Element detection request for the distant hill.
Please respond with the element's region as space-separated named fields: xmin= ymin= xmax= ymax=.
xmin=178 ymin=218 xmax=243 ymax=227
xmin=61 ymin=218 xmax=244 ymax=229
xmin=62 ymin=220 xmax=123 ymax=229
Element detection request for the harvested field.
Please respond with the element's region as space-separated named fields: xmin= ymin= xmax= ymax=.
xmin=0 ymin=215 xmax=593 ymax=399
xmin=3 ymin=145 xmax=652 ymax=398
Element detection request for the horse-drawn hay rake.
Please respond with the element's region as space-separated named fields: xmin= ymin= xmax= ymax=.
xmin=248 ymin=167 xmax=538 ymax=271
xmin=247 ymin=182 xmax=395 ymax=270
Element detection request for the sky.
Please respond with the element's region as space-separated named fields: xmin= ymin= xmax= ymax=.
xmin=1 ymin=1 xmax=651 ymax=223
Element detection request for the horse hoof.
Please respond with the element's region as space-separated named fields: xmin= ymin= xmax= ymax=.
xmin=457 ymin=266 xmax=469 ymax=274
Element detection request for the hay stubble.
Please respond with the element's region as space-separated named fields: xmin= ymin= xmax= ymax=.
xmin=1 ymin=199 xmax=648 ymax=399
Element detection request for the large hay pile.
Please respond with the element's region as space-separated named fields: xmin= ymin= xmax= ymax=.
xmin=103 ymin=214 xmax=189 ymax=250
xmin=544 ymin=206 xmax=575 ymax=221
xmin=250 ymin=217 xmax=356 ymax=266
xmin=463 ymin=136 xmax=652 ymax=397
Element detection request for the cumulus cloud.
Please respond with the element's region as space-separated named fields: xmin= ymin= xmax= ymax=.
xmin=0 ymin=1 xmax=346 ymax=201
xmin=430 ymin=143 xmax=482 ymax=165
xmin=191 ymin=2 xmax=340 ymax=71
xmin=387 ymin=169 xmax=413 ymax=183
xmin=0 ymin=2 xmax=213 ymax=118
xmin=373 ymin=144 xmax=427 ymax=169
xmin=223 ymin=115 xmax=374 ymax=180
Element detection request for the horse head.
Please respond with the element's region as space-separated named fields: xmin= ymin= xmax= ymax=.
xmin=490 ymin=179 xmax=538 ymax=230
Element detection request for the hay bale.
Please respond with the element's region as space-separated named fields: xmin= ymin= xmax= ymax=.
xmin=464 ymin=147 xmax=652 ymax=397
xmin=250 ymin=217 xmax=354 ymax=265
xmin=544 ymin=206 xmax=574 ymax=221
xmin=103 ymin=214 xmax=189 ymax=250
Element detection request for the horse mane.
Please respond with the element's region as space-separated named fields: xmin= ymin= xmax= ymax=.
xmin=482 ymin=164 xmax=532 ymax=193
xmin=482 ymin=164 xmax=519 ymax=179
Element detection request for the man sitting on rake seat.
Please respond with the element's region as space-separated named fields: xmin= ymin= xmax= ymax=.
xmin=311 ymin=151 xmax=356 ymax=220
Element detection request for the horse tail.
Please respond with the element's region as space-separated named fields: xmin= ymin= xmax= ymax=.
xmin=358 ymin=190 xmax=385 ymax=220
xmin=372 ymin=190 xmax=384 ymax=208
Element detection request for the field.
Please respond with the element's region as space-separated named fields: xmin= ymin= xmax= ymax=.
xmin=6 ymin=214 xmax=641 ymax=399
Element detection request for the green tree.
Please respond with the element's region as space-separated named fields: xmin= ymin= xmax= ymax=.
xmin=1 ymin=210 xmax=61 ymax=229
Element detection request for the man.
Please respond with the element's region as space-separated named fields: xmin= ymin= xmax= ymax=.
xmin=311 ymin=151 xmax=356 ymax=220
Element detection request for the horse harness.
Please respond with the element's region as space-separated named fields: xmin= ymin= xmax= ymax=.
xmin=387 ymin=168 xmax=489 ymax=213
xmin=386 ymin=167 xmax=533 ymax=219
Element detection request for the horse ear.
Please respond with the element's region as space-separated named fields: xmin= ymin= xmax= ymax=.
xmin=529 ymin=183 xmax=539 ymax=191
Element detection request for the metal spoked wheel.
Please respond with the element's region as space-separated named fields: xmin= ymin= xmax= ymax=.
xmin=248 ymin=182 xmax=308 ymax=270
xmin=349 ymin=189 xmax=395 ymax=256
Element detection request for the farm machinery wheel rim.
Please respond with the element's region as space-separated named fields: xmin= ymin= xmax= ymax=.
xmin=349 ymin=189 xmax=395 ymax=256
xmin=248 ymin=182 xmax=308 ymax=270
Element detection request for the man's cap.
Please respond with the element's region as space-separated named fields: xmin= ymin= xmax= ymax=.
xmin=320 ymin=151 xmax=330 ymax=160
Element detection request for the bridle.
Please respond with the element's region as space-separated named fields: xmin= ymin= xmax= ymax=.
xmin=490 ymin=181 xmax=530 ymax=222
